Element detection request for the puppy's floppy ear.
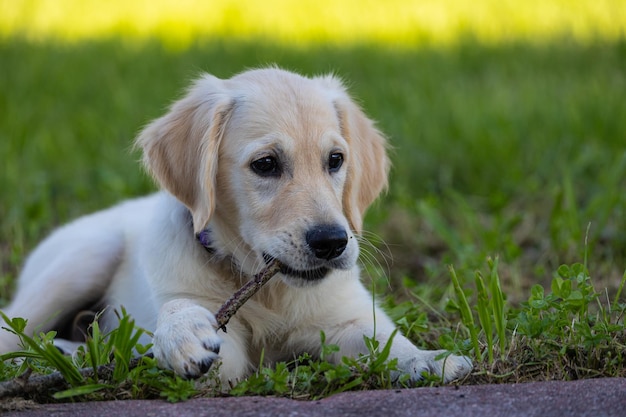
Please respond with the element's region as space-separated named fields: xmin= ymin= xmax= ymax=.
xmin=325 ymin=79 xmax=390 ymax=234
xmin=135 ymin=74 xmax=235 ymax=233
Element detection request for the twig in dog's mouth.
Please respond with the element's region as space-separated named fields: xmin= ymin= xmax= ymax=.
xmin=214 ymin=258 xmax=282 ymax=332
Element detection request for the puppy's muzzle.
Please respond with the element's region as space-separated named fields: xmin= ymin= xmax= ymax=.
xmin=306 ymin=224 xmax=348 ymax=260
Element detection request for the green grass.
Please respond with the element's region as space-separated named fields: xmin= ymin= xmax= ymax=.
xmin=1 ymin=0 xmax=626 ymax=403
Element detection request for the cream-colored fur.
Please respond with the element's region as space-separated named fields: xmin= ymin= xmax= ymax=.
xmin=0 ymin=68 xmax=472 ymax=384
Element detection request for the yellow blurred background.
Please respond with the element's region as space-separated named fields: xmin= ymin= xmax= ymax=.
xmin=1 ymin=0 xmax=624 ymax=48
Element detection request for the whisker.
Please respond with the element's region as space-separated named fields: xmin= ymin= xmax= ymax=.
xmin=356 ymin=230 xmax=394 ymax=288
xmin=359 ymin=230 xmax=394 ymax=262
xmin=357 ymin=231 xmax=393 ymax=267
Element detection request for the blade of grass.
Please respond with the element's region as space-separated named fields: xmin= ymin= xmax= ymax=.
xmin=474 ymin=271 xmax=493 ymax=362
xmin=488 ymin=256 xmax=507 ymax=359
xmin=448 ymin=265 xmax=480 ymax=358
xmin=613 ymin=270 xmax=626 ymax=311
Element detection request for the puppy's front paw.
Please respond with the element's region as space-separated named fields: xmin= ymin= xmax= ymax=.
xmin=399 ymin=350 xmax=473 ymax=383
xmin=152 ymin=299 xmax=222 ymax=379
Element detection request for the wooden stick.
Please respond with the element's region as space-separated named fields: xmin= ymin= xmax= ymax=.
xmin=215 ymin=259 xmax=282 ymax=331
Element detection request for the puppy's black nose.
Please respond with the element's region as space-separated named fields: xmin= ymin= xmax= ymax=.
xmin=306 ymin=225 xmax=348 ymax=260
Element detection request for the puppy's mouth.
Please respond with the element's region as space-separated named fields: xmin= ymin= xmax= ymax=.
xmin=262 ymin=254 xmax=330 ymax=281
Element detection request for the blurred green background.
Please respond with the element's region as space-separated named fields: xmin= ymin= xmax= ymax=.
xmin=1 ymin=0 xmax=625 ymax=303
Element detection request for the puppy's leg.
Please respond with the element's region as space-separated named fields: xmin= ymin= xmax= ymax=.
xmin=323 ymin=310 xmax=472 ymax=383
xmin=152 ymin=299 xmax=222 ymax=379
xmin=152 ymin=299 xmax=253 ymax=383
xmin=0 ymin=226 xmax=123 ymax=353
xmin=372 ymin=326 xmax=473 ymax=383
xmin=315 ymin=284 xmax=473 ymax=383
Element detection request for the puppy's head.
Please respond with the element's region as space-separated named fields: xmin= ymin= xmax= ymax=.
xmin=136 ymin=68 xmax=389 ymax=285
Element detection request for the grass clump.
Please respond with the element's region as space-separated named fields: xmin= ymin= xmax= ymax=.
xmin=0 ymin=309 xmax=199 ymax=403
xmin=417 ymin=259 xmax=626 ymax=384
xmin=511 ymin=265 xmax=626 ymax=379
xmin=230 ymin=332 xmax=406 ymax=399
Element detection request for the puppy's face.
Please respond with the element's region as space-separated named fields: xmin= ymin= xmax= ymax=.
xmin=215 ymin=80 xmax=357 ymax=284
xmin=137 ymin=68 xmax=389 ymax=286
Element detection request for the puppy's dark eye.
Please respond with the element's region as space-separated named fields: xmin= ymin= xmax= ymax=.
xmin=251 ymin=156 xmax=280 ymax=177
xmin=328 ymin=152 xmax=344 ymax=173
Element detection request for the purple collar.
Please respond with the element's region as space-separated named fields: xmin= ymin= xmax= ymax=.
xmin=196 ymin=228 xmax=215 ymax=254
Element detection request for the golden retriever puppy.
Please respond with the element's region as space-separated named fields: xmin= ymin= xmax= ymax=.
xmin=0 ymin=68 xmax=472 ymax=384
